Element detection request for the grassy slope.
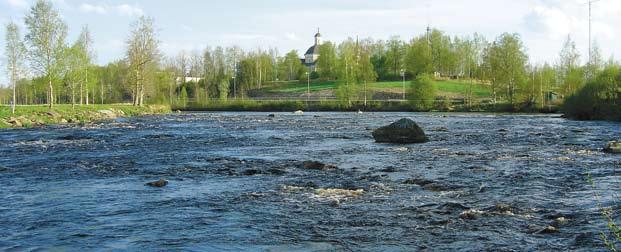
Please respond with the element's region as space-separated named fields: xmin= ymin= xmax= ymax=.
xmin=261 ymin=80 xmax=492 ymax=98
xmin=0 ymin=104 xmax=170 ymax=129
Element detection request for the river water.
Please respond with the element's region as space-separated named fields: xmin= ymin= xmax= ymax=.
xmin=0 ymin=112 xmax=620 ymax=251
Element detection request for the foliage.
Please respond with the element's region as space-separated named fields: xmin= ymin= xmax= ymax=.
xmin=24 ymin=0 xmax=68 ymax=108
xmin=409 ymin=74 xmax=437 ymax=111
xmin=563 ymin=65 xmax=621 ymax=121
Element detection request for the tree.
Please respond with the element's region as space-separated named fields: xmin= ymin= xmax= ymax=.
xmin=335 ymin=38 xmax=359 ymax=105
xmin=385 ymin=36 xmax=404 ymax=79
xmin=126 ymin=16 xmax=159 ymax=106
xmin=282 ymin=50 xmax=304 ymax=81
xmin=63 ymin=43 xmax=81 ymax=108
xmin=586 ymin=40 xmax=604 ymax=81
xmin=24 ymin=0 xmax=68 ymax=109
xmin=558 ymin=35 xmax=582 ymax=96
xmin=405 ymin=36 xmax=433 ymax=77
xmin=357 ymin=40 xmax=378 ymax=106
xmin=486 ymin=33 xmax=528 ymax=106
xmin=409 ymin=73 xmax=437 ymax=111
xmin=75 ymin=26 xmax=93 ymax=105
xmin=316 ymin=41 xmax=338 ymax=79
xmin=5 ymin=21 xmax=26 ymax=114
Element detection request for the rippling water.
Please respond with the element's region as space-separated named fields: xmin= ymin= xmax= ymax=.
xmin=0 ymin=112 xmax=620 ymax=251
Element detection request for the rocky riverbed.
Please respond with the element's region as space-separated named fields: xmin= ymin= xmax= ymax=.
xmin=0 ymin=112 xmax=619 ymax=251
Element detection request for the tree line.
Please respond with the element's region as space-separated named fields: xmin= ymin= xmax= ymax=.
xmin=2 ymin=0 xmax=618 ymax=111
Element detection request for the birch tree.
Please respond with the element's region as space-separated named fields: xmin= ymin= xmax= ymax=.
xmin=75 ymin=26 xmax=93 ymax=105
xmin=5 ymin=21 xmax=26 ymax=114
xmin=126 ymin=16 xmax=159 ymax=106
xmin=24 ymin=0 xmax=67 ymax=109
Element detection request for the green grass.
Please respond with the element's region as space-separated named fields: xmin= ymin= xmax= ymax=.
xmin=261 ymin=79 xmax=492 ymax=98
xmin=0 ymin=104 xmax=171 ymax=129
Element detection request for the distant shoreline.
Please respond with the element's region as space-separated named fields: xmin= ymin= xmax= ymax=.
xmin=173 ymin=100 xmax=561 ymax=114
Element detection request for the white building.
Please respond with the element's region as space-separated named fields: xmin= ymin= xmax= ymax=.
xmin=302 ymin=30 xmax=321 ymax=71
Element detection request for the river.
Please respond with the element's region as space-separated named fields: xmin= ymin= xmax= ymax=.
xmin=0 ymin=112 xmax=619 ymax=251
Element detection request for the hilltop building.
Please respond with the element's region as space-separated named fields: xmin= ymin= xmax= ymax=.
xmin=301 ymin=29 xmax=321 ymax=71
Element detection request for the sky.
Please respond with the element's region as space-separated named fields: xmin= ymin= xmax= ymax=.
xmin=1 ymin=0 xmax=620 ymax=86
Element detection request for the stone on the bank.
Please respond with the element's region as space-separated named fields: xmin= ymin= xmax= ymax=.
xmin=45 ymin=111 xmax=61 ymax=118
xmin=98 ymin=110 xmax=117 ymax=119
xmin=8 ymin=117 xmax=22 ymax=127
xmin=372 ymin=118 xmax=428 ymax=144
xmin=145 ymin=179 xmax=168 ymax=187
xmin=604 ymin=141 xmax=621 ymax=154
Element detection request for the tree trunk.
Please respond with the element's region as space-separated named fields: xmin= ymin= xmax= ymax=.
xmin=11 ymin=71 xmax=16 ymax=114
xmin=48 ymin=76 xmax=54 ymax=109
xmin=71 ymin=83 xmax=75 ymax=109
xmin=80 ymin=82 xmax=83 ymax=105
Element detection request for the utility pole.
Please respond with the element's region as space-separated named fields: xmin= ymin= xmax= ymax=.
xmin=588 ymin=0 xmax=601 ymax=65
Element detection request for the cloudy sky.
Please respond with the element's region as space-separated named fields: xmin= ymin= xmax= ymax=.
xmin=1 ymin=0 xmax=620 ymax=85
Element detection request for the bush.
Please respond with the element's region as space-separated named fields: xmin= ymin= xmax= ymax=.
xmin=409 ymin=73 xmax=437 ymax=111
xmin=563 ymin=66 xmax=621 ymax=121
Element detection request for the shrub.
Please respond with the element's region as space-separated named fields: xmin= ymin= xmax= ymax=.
xmin=563 ymin=66 xmax=621 ymax=121
xmin=409 ymin=73 xmax=437 ymax=111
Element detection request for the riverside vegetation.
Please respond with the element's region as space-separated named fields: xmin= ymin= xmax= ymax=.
xmin=0 ymin=104 xmax=170 ymax=129
xmin=1 ymin=0 xmax=619 ymax=120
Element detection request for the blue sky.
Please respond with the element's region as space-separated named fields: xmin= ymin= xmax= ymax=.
xmin=1 ymin=0 xmax=620 ymax=85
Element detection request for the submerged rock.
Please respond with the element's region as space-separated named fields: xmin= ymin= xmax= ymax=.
xmin=302 ymin=161 xmax=337 ymax=170
xmin=145 ymin=179 xmax=168 ymax=187
xmin=537 ymin=225 xmax=559 ymax=234
xmin=372 ymin=118 xmax=428 ymax=144
xmin=604 ymin=141 xmax=621 ymax=153
xmin=268 ymin=114 xmax=276 ymax=118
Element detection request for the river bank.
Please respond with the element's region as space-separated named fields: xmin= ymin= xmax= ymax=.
xmin=0 ymin=104 xmax=171 ymax=129
xmin=174 ymin=100 xmax=561 ymax=113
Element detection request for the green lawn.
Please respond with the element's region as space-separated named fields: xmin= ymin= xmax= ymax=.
xmin=0 ymin=104 xmax=170 ymax=128
xmin=261 ymin=79 xmax=492 ymax=98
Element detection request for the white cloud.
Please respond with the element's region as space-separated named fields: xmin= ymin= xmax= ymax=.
xmin=523 ymin=5 xmax=577 ymax=40
xmin=80 ymin=3 xmax=107 ymax=14
xmin=78 ymin=3 xmax=144 ymax=17
xmin=4 ymin=0 xmax=27 ymax=8
xmin=285 ymin=33 xmax=299 ymax=41
xmin=116 ymin=4 xmax=144 ymax=17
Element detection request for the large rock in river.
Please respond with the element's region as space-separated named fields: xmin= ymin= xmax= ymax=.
xmin=372 ymin=118 xmax=428 ymax=144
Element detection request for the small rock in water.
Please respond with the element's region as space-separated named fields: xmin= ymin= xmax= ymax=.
xmin=145 ymin=179 xmax=168 ymax=187
xmin=329 ymin=199 xmax=341 ymax=207
xmin=243 ymin=169 xmax=261 ymax=176
xmin=381 ymin=166 xmax=398 ymax=173
xmin=537 ymin=225 xmax=559 ymax=234
xmin=293 ymin=110 xmax=304 ymax=115
xmin=372 ymin=118 xmax=428 ymax=144
xmin=302 ymin=161 xmax=337 ymax=170
xmin=604 ymin=141 xmax=621 ymax=154
xmin=459 ymin=209 xmax=484 ymax=220
xmin=267 ymin=114 xmax=276 ymax=118
xmin=432 ymin=127 xmax=449 ymax=132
